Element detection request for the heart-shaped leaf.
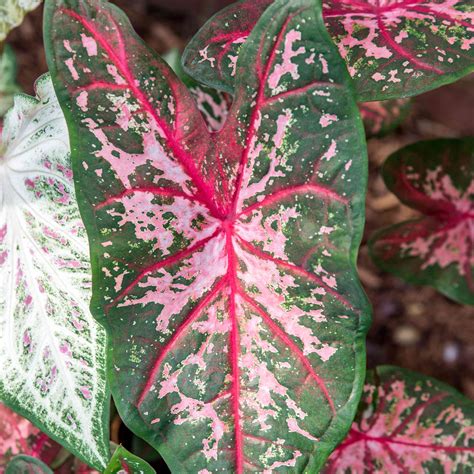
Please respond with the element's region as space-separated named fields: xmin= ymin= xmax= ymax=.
xmin=6 ymin=455 xmax=53 ymax=474
xmin=359 ymin=99 xmax=411 ymax=138
xmin=0 ymin=45 xmax=21 ymax=118
xmin=103 ymin=446 xmax=155 ymax=474
xmin=369 ymin=138 xmax=474 ymax=305
xmin=183 ymin=0 xmax=474 ymax=101
xmin=324 ymin=366 xmax=474 ymax=473
xmin=0 ymin=74 xmax=109 ymax=469
xmin=0 ymin=404 xmax=61 ymax=469
xmin=45 ymin=0 xmax=370 ymax=471
xmin=0 ymin=0 xmax=42 ymax=42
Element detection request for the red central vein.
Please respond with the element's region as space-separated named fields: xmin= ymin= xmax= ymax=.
xmin=229 ymin=11 xmax=301 ymax=217
xmin=238 ymin=291 xmax=336 ymax=414
xmin=136 ymin=278 xmax=227 ymax=406
xmin=239 ymin=183 xmax=348 ymax=216
xmin=61 ymin=8 xmax=223 ymax=219
xmin=237 ymin=236 xmax=353 ymax=310
xmin=106 ymin=230 xmax=221 ymax=310
xmin=225 ymin=223 xmax=244 ymax=474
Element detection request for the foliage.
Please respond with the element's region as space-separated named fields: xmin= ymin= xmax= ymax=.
xmin=6 ymin=455 xmax=53 ymax=474
xmin=0 ymin=45 xmax=21 ymax=118
xmin=183 ymin=0 xmax=474 ymax=101
xmin=0 ymin=74 xmax=109 ymax=469
xmin=0 ymin=0 xmax=471 ymax=472
xmin=0 ymin=0 xmax=42 ymax=42
xmin=324 ymin=366 xmax=474 ymax=473
xmin=103 ymin=446 xmax=155 ymax=474
xmin=44 ymin=0 xmax=370 ymax=471
xmin=0 ymin=404 xmax=60 ymax=469
xmin=370 ymin=138 xmax=474 ymax=305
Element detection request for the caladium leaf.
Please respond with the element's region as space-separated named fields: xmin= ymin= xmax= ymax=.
xmin=45 ymin=0 xmax=370 ymax=471
xmin=103 ymin=446 xmax=155 ymax=474
xmin=165 ymin=47 xmax=230 ymax=132
xmin=369 ymin=138 xmax=474 ymax=305
xmin=0 ymin=45 xmax=21 ymax=118
xmin=0 ymin=403 xmax=61 ymax=468
xmin=324 ymin=366 xmax=474 ymax=473
xmin=324 ymin=0 xmax=474 ymax=101
xmin=0 ymin=0 xmax=42 ymax=42
xmin=0 ymin=74 xmax=110 ymax=469
xmin=359 ymin=99 xmax=411 ymax=138
xmin=183 ymin=0 xmax=474 ymax=101
xmin=6 ymin=455 xmax=53 ymax=474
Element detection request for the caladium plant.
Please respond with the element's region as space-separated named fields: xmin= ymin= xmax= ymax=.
xmin=370 ymin=138 xmax=474 ymax=305
xmin=0 ymin=0 xmax=42 ymax=42
xmin=182 ymin=0 xmax=474 ymax=101
xmin=0 ymin=403 xmax=60 ymax=469
xmin=44 ymin=0 xmax=371 ymax=471
xmin=0 ymin=74 xmax=109 ymax=469
xmin=0 ymin=45 xmax=21 ymax=118
xmin=323 ymin=366 xmax=474 ymax=473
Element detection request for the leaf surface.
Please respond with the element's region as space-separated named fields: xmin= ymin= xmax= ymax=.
xmin=0 ymin=45 xmax=21 ymax=118
xmin=0 ymin=404 xmax=61 ymax=469
xmin=183 ymin=0 xmax=474 ymax=101
xmin=0 ymin=0 xmax=42 ymax=42
xmin=103 ymin=446 xmax=155 ymax=474
xmin=45 ymin=0 xmax=370 ymax=471
xmin=324 ymin=366 xmax=474 ymax=473
xmin=0 ymin=75 xmax=109 ymax=468
xmin=369 ymin=138 xmax=474 ymax=305
xmin=6 ymin=455 xmax=53 ymax=474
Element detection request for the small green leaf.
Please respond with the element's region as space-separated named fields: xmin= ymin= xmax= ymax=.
xmin=104 ymin=446 xmax=155 ymax=474
xmin=0 ymin=45 xmax=21 ymax=117
xmin=369 ymin=138 xmax=474 ymax=305
xmin=6 ymin=456 xmax=53 ymax=474
xmin=324 ymin=366 xmax=474 ymax=472
xmin=0 ymin=0 xmax=42 ymax=42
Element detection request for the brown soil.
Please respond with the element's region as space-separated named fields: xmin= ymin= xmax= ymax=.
xmin=5 ymin=0 xmax=474 ymax=464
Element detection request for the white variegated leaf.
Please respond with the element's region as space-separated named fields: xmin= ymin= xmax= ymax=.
xmin=0 ymin=0 xmax=42 ymax=42
xmin=0 ymin=74 xmax=109 ymax=469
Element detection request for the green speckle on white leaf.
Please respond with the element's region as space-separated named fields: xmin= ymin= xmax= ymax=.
xmin=0 ymin=74 xmax=109 ymax=469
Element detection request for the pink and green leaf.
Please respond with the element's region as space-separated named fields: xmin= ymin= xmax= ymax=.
xmin=359 ymin=98 xmax=411 ymax=137
xmin=324 ymin=0 xmax=474 ymax=101
xmin=183 ymin=0 xmax=474 ymax=101
xmin=0 ymin=75 xmax=110 ymax=469
xmin=44 ymin=0 xmax=370 ymax=471
xmin=369 ymin=138 xmax=474 ymax=305
xmin=103 ymin=446 xmax=155 ymax=474
xmin=164 ymin=47 xmax=230 ymax=132
xmin=6 ymin=455 xmax=53 ymax=474
xmin=0 ymin=404 xmax=61 ymax=469
xmin=324 ymin=366 xmax=474 ymax=473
